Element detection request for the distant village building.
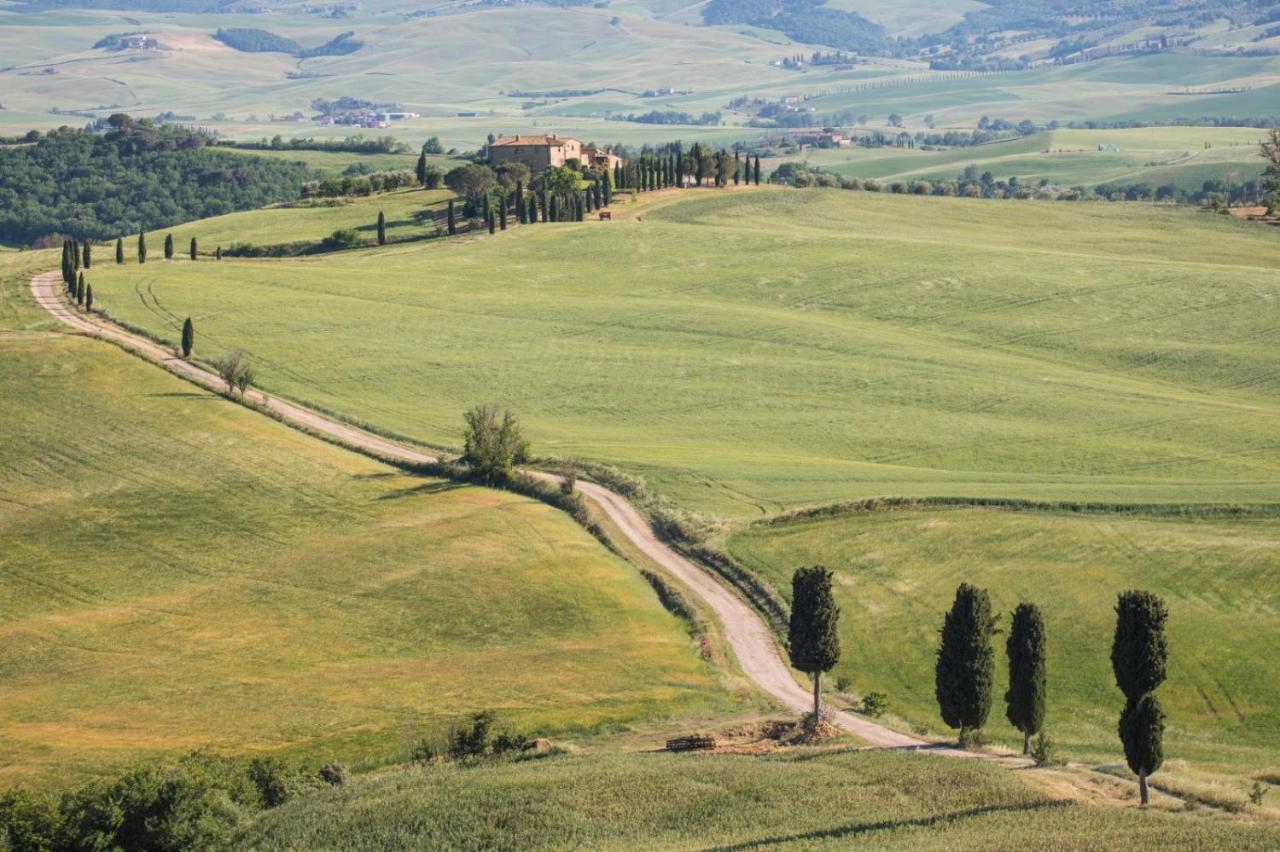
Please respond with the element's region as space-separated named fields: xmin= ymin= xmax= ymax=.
xmin=121 ymin=34 xmax=156 ymax=49
xmin=488 ymin=134 xmax=622 ymax=171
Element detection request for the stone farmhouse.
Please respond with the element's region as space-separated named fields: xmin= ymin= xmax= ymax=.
xmin=488 ymin=135 xmax=623 ymax=172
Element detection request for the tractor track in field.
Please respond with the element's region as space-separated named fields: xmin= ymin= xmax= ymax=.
xmin=30 ymin=268 xmax=948 ymax=753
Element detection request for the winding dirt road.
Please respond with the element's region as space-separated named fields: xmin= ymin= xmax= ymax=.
xmin=31 ymin=269 xmax=926 ymax=749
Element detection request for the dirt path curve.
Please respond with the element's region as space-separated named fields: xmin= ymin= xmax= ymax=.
xmin=31 ymin=269 xmax=929 ymax=750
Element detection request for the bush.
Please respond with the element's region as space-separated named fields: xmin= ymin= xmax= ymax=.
xmin=1031 ymin=732 xmax=1060 ymax=767
xmin=320 ymin=228 xmax=363 ymax=251
xmin=318 ymin=764 xmax=349 ymax=787
xmin=860 ymin=692 xmax=889 ymax=718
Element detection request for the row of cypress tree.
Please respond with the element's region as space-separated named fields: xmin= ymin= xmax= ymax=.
xmin=614 ymin=145 xmax=764 ymax=190
xmin=789 ymin=569 xmax=1169 ymax=806
xmin=112 ymin=231 xmax=217 ymax=265
xmin=59 ymin=240 xmax=94 ymax=312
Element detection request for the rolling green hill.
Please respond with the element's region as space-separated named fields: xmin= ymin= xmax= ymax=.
xmin=729 ymin=506 xmax=1280 ymax=795
xmin=84 ymin=188 xmax=1280 ymax=518
xmin=0 ymin=250 xmax=736 ymax=785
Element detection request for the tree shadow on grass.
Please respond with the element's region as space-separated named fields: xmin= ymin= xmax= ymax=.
xmin=704 ymin=801 xmax=1072 ymax=850
xmin=144 ymin=391 xmax=215 ymax=399
xmin=376 ymin=480 xmax=468 ymax=501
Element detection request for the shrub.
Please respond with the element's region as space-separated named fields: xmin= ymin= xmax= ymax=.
xmin=863 ymin=179 xmax=882 ymax=192
xmin=860 ymin=692 xmax=889 ymax=718
xmin=1031 ymin=732 xmax=1060 ymax=767
xmin=462 ymin=405 xmax=529 ymax=485
xmin=448 ymin=711 xmax=496 ymax=760
xmin=320 ymin=228 xmax=363 ymax=251
xmin=1249 ymin=781 xmax=1269 ymax=807
xmin=318 ymin=764 xmax=349 ymax=787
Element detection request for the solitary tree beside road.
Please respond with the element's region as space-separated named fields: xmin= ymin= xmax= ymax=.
xmin=462 ymin=405 xmax=529 ymax=485
xmin=181 ymin=318 xmax=195 ymax=359
xmin=788 ymin=566 xmax=841 ymax=724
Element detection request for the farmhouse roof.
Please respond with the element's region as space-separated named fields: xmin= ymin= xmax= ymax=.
xmin=490 ymin=134 xmax=577 ymax=147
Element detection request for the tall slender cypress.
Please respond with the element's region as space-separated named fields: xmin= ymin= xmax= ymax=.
xmin=85 ymin=284 xmax=93 ymax=312
xmin=416 ymin=151 xmax=428 ymax=187
xmin=83 ymin=241 xmax=92 ymax=268
xmin=516 ymin=181 xmax=526 ymax=224
xmin=189 ymin=237 xmax=198 ymax=261
xmin=540 ymin=191 xmax=549 ymax=222
xmin=734 ymin=152 xmax=741 ymax=185
xmin=61 ymin=241 xmax=72 ymax=286
xmin=376 ymin=211 xmax=386 ymax=245
xmin=1005 ymin=603 xmax=1047 ymax=755
xmin=164 ymin=233 xmax=174 ymax=260
xmin=487 ymin=204 xmax=495 ymax=234
xmin=1112 ymin=590 xmax=1169 ymax=806
xmin=215 ymin=246 xmax=222 ymax=261
xmin=603 ymin=178 xmax=612 ymax=207
xmin=72 ymin=240 xmax=81 ymax=270
xmin=754 ymin=155 xmax=761 ymax=185
xmin=181 ymin=317 xmax=195 ymax=358
xmin=499 ymin=201 xmax=507 ymax=230
xmin=138 ymin=230 xmax=147 ymax=264
xmin=935 ymin=582 xmax=996 ymax=745
xmin=116 ymin=237 xmax=124 ymax=264
xmin=447 ymin=200 xmax=457 ymax=236
xmin=788 ymin=566 xmax=841 ymax=722
xmin=76 ymin=272 xmax=85 ymax=306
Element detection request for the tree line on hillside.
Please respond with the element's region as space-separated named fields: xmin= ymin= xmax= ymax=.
xmin=789 ymin=569 xmax=1169 ymax=806
xmin=0 ymin=116 xmax=311 ymax=245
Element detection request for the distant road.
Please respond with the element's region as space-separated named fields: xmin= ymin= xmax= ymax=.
xmin=31 ymin=268 xmax=931 ymax=751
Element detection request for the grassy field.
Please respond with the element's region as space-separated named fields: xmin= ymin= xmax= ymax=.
xmin=0 ymin=250 xmax=737 ymax=786
xmin=729 ymin=507 xmax=1280 ymax=793
xmin=129 ymin=187 xmax=453 ymax=250
xmin=84 ymin=188 xmax=1280 ymax=518
xmin=785 ymin=127 xmax=1267 ymax=193
xmin=243 ymin=748 xmax=1280 ymax=849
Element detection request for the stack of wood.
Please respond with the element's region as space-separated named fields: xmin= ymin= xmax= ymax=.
xmin=666 ymin=734 xmax=716 ymax=752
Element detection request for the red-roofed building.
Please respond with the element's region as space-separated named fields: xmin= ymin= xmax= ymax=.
xmin=489 ymin=134 xmax=622 ymax=171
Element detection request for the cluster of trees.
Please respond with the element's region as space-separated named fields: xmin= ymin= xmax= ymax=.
xmin=300 ymin=170 xmax=417 ymax=198
xmin=609 ymin=111 xmax=722 ymax=126
xmin=0 ymin=117 xmax=311 ymax=244
xmin=787 ymin=570 xmax=1169 ymax=806
xmin=703 ymin=0 xmax=888 ymax=54
xmin=614 ymin=143 xmax=762 ymax=190
xmin=59 ymin=239 xmax=92 ymax=312
xmin=220 ymin=134 xmax=409 ymax=155
xmin=212 ymin=28 xmax=362 ymax=58
xmin=0 ymin=752 xmax=349 ymax=852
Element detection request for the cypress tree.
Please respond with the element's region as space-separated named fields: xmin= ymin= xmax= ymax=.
xmin=788 ymin=566 xmax=841 ymax=722
xmin=754 ymin=155 xmax=761 ymax=185
xmin=526 ymin=193 xmax=537 ymax=224
xmin=935 ymin=582 xmax=996 ymax=745
xmin=549 ymin=195 xmax=558 ymax=222
xmin=83 ymin=241 xmax=92 ymax=269
xmin=1112 ymin=590 xmax=1169 ymax=806
xmin=215 ymin=246 xmax=222 ymax=261
xmin=85 ymin=284 xmax=93 ymax=312
xmin=577 ymin=193 xmax=585 ymax=221
xmin=377 ymin=210 xmax=387 ymax=245
xmin=734 ymin=152 xmax=741 ymax=185
xmin=72 ymin=240 xmax=81 ymax=270
xmin=164 ymin=233 xmax=174 ymax=260
xmin=603 ymin=178 xmax=612 ymax=207
xmin=487 ymin=204 xmax=495 ymax=234
xmin=540 ymin=191 xmax=549 ymax=222
xmin=116 ymin=237 xmax=124 ymax=264
xmin=189 ymin=237 xmax=198 ymax=261
xmin=138 ymin=230 xmax=147 ymax=264
xmin=499 ymin=201 xmax=507 ymax=230
xmin=447 ymin=200 xmax=457 ymax=236
xmin=61 ymin=241 xmax=72 ymax=286
xmin=76 ymin=272 xmax=85 ymax=306
xmin=614 ymin=162 xmax=622 ymax=189
xmin=584 ymin=187 xmax=593 ymax=214
xmin=181 ymin=317 xmax=194 ymax=358
xmin=516 ymin=181 xmax=527 ymax=224
xmin=1005 ymin=602 xmax=1047 ymax=755
xmin=416 ymin=151 xmax=428 ymax=187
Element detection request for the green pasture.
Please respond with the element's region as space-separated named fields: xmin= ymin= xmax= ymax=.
xmin=128 ymin=187 xmax=452 ymax=250
xmin=0 ymin=251 xmax=734 ymax=785
xmin=244 ymin=748 xmax=1280 ymax=849
xmin=785 ymin=127 xmax=1266 ymax=193
xmin=221 ymin=147 xmax=427 ymax=175
xmin=85 ymin=189 xmax=1280 ymax=519
xmin=729 ymin=507 xmax=1280 ymax=791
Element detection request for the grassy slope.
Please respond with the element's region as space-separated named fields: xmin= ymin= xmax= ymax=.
xmin=85 ymin=189 xmax=1280 ymax=518
xmin=243 ymin=749 xmax=1280 ymax=850
xmin=0 ymin=251 xmax=735 ymax=785
xmin=136 ymin=187 xmax=453 ymax=249
xmin=729 ymin=508 xmax=1280 ymax=786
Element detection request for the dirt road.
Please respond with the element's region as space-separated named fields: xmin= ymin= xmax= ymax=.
xmin=31 ymin=269 xmax=927 ymax=749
